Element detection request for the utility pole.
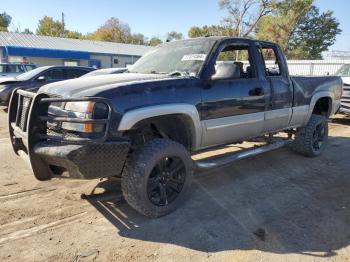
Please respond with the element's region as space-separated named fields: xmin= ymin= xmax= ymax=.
xmin=61 ymin=12 xmax=65 ymax=37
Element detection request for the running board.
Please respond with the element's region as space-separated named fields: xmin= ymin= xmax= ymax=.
xmin=193 ymin=139 xmax=293 ymax=171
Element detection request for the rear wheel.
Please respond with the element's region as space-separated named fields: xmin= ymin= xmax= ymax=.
xmin=292 ymin=114 xmax=328 ymax=157
xmin=121 ymin=139 xmax=193 ymax=218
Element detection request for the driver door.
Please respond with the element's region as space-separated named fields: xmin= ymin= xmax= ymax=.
xmin=200 ymin=41 xmax=266 ymax=148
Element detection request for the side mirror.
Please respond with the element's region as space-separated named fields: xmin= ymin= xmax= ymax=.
xmin=211 ymin=63 xmax=241 ymax=81
xmin=37 ymin=76 xmax=46 ymax=82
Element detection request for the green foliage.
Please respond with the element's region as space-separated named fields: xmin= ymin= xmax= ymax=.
xmin=188 ymin=25 xmax=234 ymax=38
xmin=149 ymin=37 xmax=162 ymax=46
xmin=36 ymin=16 xmax=64 ymax=37
xmin=290 ymin=6 xmax=342 ymax=59
xmin=0 ymin=12 xmax=12 ymax=32
xmin=88 ymin=17 xmax=132 ymax=42
xmin=256 ymin=0 xmax=341 ymax=59
xmin=256 ymin=0 xmax=313 ymax=49
xmin=166 ymin=31 xmax=183 ymax=41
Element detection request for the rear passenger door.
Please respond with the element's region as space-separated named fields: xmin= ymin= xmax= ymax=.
xmin=258 ymin=43 xmax=293 ymax=132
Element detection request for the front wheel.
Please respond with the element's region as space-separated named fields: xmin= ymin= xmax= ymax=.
xmin=121 ymin=139 xmax=193 ymax=218
xmin=292 ymin=114 xmax=329 ymax=157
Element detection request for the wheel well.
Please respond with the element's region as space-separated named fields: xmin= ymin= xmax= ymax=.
xmin=126 ymin=114 xmax=195 ymax=151
xmin=312 ymin=97 xmax=332 ymax=117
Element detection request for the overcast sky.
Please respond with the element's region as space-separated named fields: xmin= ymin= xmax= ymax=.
xmin=3 ymin=0 xmax=350 ymax=51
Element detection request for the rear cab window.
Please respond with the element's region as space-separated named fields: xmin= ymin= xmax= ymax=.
xmin=258 ymin=44 xmax=284 ymax=77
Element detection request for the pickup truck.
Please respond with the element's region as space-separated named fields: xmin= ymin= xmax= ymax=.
xmin=8 ymin=37 xmax=342 ymax=218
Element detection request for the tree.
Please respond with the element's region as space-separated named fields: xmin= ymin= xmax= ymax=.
xmin=188 ymin=25 xmax=234 ymax=38
xmin=290 ymin=6 xmax=341 ymax=59
xmin=89 ymin=17 xmax=132 ymax=43
xmin=36 ymin=16 xmax=64 ymax=37
xmin=0 ymin=12 xmax=12 ymax=32
xmin=256 ymin=0 xmax=313 ymax=52
xmin=219 ymin=0 xmax=273 ymax=37
xmin=256 ymin=0 xmax=341 ymax=59
xmin=66 ymin=30 xmax=84 ymax=39
xmin=149 ymin=37 xmax=162 ymax=46
xmin=130 ymin=33 xmax=145 ymax=45
xmin=22 ymin=28 xmax=33 ymax=34
xmin=166 ymin=31 xmax=183 ymax=41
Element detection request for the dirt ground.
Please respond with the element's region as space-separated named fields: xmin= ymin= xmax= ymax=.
xmin=0 ymin=109 xmax=350 ymax=262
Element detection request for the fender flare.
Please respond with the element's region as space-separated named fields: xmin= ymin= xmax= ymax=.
xmin=304 ymin=91 xmax=334 ymax=125
xmin=117 ymin=104 xmax=202 ymax=150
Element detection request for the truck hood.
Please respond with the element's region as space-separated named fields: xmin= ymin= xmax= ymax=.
xmin=38 ymin=73 xmax=172 ymax=98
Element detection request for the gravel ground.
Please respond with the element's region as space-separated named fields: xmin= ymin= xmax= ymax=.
xmin=0 ymin=109 xmax=350 ymax=262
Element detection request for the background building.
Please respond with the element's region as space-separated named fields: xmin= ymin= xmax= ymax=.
xmin=0 ymin=32 xmax=153 ymax=68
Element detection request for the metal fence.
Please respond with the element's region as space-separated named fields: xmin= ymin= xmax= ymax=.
xmin=265 ymin=59 xmax=350 ymax=76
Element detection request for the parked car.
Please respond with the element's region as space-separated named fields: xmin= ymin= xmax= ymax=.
xmin=0 ymin=63 xmax=36 ymax=78
xmin=0 ymin=66 xmax=94 ymax=106
xmin=334 ymin=64 xmax=350 ymax=114
xmin=8 ymin=37 xmax=342 ymax=218
xmin=81 ymin=67 xmax=128 ymax=78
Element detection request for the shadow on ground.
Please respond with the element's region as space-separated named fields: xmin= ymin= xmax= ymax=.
xmin=85 ymin=136 xmax=350 ymax=257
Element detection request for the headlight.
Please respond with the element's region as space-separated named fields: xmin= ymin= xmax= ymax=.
xmin=59 ymin=101 xmax=109 ymax=133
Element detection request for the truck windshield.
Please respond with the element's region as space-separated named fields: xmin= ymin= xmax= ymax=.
xmin=129 ymin=39 xmax=216 ymax=76
xmin=335 ymin=64 xmax=350 ymax=77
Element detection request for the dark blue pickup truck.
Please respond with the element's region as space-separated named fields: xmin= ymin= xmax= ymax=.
xmin=8 ymin=37 xmax=342 ymax=217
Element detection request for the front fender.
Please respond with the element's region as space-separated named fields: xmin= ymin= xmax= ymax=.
xmin=117 ymin=103 xmax=202 ymax=150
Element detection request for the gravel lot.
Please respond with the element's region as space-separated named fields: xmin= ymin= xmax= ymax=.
xmin=0 ymin=109 xmax=350 ymax=262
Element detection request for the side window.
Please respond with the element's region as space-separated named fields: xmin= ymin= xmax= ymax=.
xmin=7 ymin=65 xmax=24 ymax=73
xmin=66 ymin=69 xmax=90 ymax=79
xmin=215 ymin=45 xmax=255 ymax=79
xmin=260 ymin=47 xmax=282 ymax=77
xmin=24 ymin=65 xmax=36 ymax=71
xmin=42 ymin=69 xmax=66 ymax=80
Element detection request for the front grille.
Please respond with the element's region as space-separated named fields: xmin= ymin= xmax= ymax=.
xmin=16 ymin=95 xmax=32 ymax=132
xmin=341 ymin=86 xmax=350 ymax=111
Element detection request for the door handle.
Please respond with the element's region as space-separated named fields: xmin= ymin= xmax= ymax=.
xmin=249 ymin=87 xmax=264 ymax=96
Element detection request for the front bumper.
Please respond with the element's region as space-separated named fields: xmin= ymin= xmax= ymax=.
xmin=33 ymin=141 xmax=129 ymax=179
xmin=8 ymin=89 xmax=130 ymax=180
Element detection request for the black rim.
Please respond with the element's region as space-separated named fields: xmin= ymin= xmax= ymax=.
xmin=147 ymin=156 xmax=186 ymax=206
xmin=313 ymin=122 xmax=326 ymax=151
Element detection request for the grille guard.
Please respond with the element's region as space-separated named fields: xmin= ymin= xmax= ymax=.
xmin=8 ymin=89 xmax=114 ymax=181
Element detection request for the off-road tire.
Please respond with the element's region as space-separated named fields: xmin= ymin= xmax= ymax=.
xmin=121 ymin=139 xmax=193 ymax=218
xmin=292 ymin=114 xmax=328 ymax=157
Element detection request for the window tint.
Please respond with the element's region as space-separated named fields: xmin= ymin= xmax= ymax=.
xmin=24 ymin=65 xmax=36 ymax=71
xmin=8 ymin=65 xmax=24 ymax=73
xmin=215 ymin=45 xmax=255 ymax=79
xmin=66 ymin=69 xmax=90 ymax=79
xmin=42 ymin=69 xmax=65 ymax=80
xmin=260 ymin=47 xmax=282 ymax=77
xmin=0 ymin=65 xmax=24 ymax=73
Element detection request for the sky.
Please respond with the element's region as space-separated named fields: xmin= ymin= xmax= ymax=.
xmin=2 ymin=0 xmax=350 ymax=51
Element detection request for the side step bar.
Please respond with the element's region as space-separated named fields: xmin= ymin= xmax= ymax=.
xmin=193 ymin=139 xmax=293 ymax=171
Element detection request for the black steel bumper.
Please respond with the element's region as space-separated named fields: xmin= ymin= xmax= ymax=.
xmin=33 ymin=141 xmax=129 ymax=179
xmin=8 ymin=89 xmax=130 ymax=180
